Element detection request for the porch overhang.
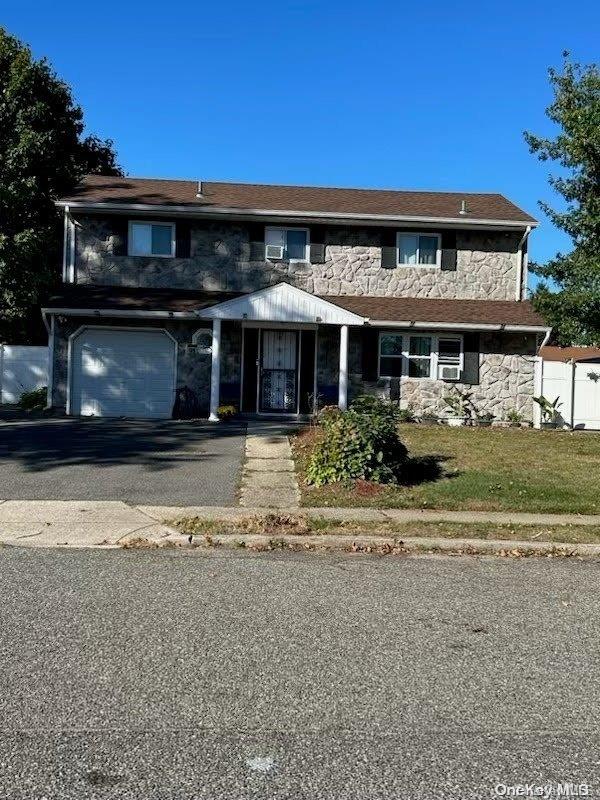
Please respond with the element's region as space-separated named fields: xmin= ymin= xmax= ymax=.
xmin=196 ymin=282 xmax=366 ymax=326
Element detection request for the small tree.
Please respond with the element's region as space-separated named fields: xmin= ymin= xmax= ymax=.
xmin=524 ymin=54 xmax=600 ymax=345
xmin=0 ymin=28 xmax=122 ymax=342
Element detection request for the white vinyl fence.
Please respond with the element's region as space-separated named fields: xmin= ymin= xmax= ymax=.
xmin=0 ymin=345 xmax=49 ymax=405
xmin=540 ymin=358 xmax=600 ymax=430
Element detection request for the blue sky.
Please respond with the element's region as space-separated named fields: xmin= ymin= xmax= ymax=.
xmin=3 ymin=0 xmax=599 ymax=287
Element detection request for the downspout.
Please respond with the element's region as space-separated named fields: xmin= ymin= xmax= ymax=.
xmin=515 ymin=225 xmax=531 ymax=301
xmin=62 ymin=206 xmax=69 ymax=281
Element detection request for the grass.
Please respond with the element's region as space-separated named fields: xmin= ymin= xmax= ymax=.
xmin=292 ymin=424 xmax=600 ymax=514
xmin=169 ymin=513 xmax=600 ymax=545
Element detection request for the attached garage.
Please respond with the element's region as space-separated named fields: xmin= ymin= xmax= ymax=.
xmin=69 ymin=328 xmax=177 ymax=418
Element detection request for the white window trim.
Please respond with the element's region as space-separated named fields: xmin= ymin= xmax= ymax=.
xmin=396 ymin=231 xmax=441 ymax=268
xmin=128 ymin=220 xmax=176 ymax=258
xmin=377 ymin=331 xmax=464 ymax=381
xmin=265 ymin=226 xmax=310 ymax=263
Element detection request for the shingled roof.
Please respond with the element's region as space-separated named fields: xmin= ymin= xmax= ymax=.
xmin=44 ymin=286 xmax=547 ymax=329
xmin=58 ymin=175 xmax=537 ymax=225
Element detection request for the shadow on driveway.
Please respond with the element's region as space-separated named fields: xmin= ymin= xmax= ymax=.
xmin=0 ymin=419 xmax=247 ymax=505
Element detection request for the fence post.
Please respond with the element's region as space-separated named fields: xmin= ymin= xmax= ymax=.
xmin=565 ymin=359 xmax=575 ymax=429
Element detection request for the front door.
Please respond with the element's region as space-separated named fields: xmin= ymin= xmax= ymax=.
xmin=259 ymin=330 xmax=298 ymax=413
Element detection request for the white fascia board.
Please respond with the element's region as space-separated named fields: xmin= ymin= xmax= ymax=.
xmin=369 ymin=319 xmax=549 ymax=333
xmin=41 ymin=307 xmax=199 ymax=320
xmin=55 ymin=200 xmax=537 ymax=230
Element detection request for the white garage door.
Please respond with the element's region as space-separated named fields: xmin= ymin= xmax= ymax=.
xmin=71 ymin=328 xmax=176 ymax=418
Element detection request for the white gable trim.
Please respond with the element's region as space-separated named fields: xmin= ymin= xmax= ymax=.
xmin=197 ymin=283 xmax=366 ymax=325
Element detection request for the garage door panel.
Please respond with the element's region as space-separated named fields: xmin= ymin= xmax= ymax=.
xmin=71 ymin=329 xmax=176 ymax=419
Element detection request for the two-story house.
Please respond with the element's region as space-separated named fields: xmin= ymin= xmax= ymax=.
xmin=44 ymin=176 xmax=550 ymax=421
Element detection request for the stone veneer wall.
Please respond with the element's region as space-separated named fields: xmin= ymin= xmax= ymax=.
xmin=74 ymin=216 xmax=521 ymax=301
xmin=314 ymin=329 xmax=537 ymax=422
xmin=50 ymin=317 xmax=241 ymax=413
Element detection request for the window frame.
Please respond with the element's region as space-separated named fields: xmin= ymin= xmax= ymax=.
xmin=396 ymin=231 xmax=442 ymax=268
xmin=265 ymin=226 xmax=310 ymax=263
xmin=377 ymin=331 xmax=464 ymax=381
xmin=128 ymin=220 xmax=176 ymax=258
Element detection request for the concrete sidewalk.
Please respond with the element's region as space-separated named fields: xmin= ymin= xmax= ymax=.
xmin=1 ymin=499 xmax=600 ymax=550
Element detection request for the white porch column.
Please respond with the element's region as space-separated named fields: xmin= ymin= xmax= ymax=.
xmin=209 ymin=318 xmax=221 ymax=422
xmin=338 ymin=324 xmax=349 ymax=411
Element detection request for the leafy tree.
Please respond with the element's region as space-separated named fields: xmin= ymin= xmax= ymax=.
xmin=525 ymin=54 xmax=600 ymax=345
xmin=0 ymin=27 xmax=122 ymax=343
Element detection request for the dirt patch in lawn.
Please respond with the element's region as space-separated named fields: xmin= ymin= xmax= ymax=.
xmin=292 ymin=424 xmax=600 ymax=514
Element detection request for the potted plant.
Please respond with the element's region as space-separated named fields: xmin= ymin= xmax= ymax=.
xmin=475 ymin=411 xmax=495 ymax=427
xmin=443 ymin=388 xmax=473 ymax=427
xmin=533 ymin=395 xmax=563 ymax=429
xmin=419 ymin=412 xmax=439 ymax=426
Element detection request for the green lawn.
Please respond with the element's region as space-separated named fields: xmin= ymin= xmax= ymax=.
xmin=293 ymin=425 xmax=600 ymax=514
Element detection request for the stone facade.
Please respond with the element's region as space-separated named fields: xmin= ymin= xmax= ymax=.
xmin=74 ymin=215 xmax=521 ymax=301
xmin=376 ymin=333 xmax=537 ymax=421
xmin=50 ymin=320 xmax=537 ymax=421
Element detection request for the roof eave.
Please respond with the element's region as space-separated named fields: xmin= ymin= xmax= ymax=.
xmin=54 ymin=200 xmax=538 ymax=230
xmin=367 ymin=319 xmax=549 ymax=333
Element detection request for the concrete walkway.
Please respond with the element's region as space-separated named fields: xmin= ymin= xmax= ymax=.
xmin=239 ymin=423 xmax=300 ymax=508
xmin=1 ymin=500 xmax=600 ymax=550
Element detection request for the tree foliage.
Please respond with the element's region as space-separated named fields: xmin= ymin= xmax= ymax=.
xmin=0 ymin=27 xmax=122 ymax=342
xmin=525 ymin=54 xmax=600 ymax=345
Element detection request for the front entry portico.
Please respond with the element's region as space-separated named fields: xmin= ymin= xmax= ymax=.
xmin=197 ymin=283 xmax=365 ymax=420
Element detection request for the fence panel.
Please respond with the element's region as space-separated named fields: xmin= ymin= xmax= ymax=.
xmin=0 ymin=345 xmax=49 ymax=404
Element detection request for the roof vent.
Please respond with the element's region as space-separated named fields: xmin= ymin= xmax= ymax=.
xmin=196 ymin=180 xmax=203 ymax=199
xmin=459 ymin=199 xmax=468 ymax=216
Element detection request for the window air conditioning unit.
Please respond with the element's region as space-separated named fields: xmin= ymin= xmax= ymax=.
xmin=266 ymin=244 xmax=284 ymax=260
xmin=439 ymin=365 xmax=461 ymax=381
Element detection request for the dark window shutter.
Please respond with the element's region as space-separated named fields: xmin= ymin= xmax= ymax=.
xmin=310 ymin=226 xmax=326 ymax=263
xmin=381 ymin=228 xmax=397 ymax=269
xmin=441 ymin=231 xmax=457 ymax=271
xmin=175 ymin=221 xmax=191 ymax=258
xmin=247 ymin=221 xmax=265 ymax=261
xmin=112 ymin=217 xmax=129 ymax=256
xmin=462 ymin=332 xmax=480 ymax=384
xmin=362 ymin=327 xmax=380 ymax=381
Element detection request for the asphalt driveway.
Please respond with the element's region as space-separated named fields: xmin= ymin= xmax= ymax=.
xmin=0 ymin=418 xmax=246 ymax=505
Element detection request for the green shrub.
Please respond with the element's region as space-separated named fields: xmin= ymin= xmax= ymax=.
xmin=218 ymin=404 xmax=237 ymax=419
xmin=18 ymin=387 xmax=47 ymax=411
xmin=306 ymin=395 xmax=408 ymax=486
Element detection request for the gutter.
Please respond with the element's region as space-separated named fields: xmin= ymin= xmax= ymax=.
xmin=368 ymin=319 xmax=550 ymax=334
xmin=54 ymin=200 xmax=538 ymax=231
xmin=41 ymin=307 xmax=200 ymax=320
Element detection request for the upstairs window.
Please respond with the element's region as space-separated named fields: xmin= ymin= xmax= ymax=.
xmin=265 ymin=227 xmax=309 ymax=262
xmin=129 ymin=221 xmax=175 ymax=257
xmin=397 ymin=232 xmax=441 ymax=267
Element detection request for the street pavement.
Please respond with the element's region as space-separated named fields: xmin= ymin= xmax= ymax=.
xmin=1 ymin=546 xmax=599 ymax=799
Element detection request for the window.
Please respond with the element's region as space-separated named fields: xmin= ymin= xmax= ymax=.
xmin=407 ymin=335 xmax=432 ymax=378
xmin=265 ymin=227 xmax=309 ymax=261
xmin=379 ymin=333 xmax=404 ymax=378
xmin=397 ymin=232 xmax=440 ymax=267
xmin=377 ymin=333 xmax=464 ymax=380
xmin=129 ymin=222 xmax=175 ymax=257
xmin=437 ymin=337 xmax=463 ymax=380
